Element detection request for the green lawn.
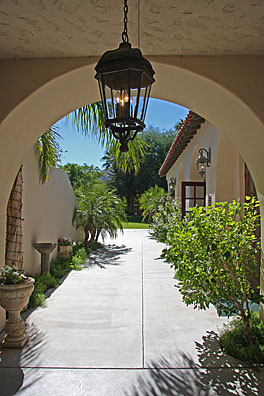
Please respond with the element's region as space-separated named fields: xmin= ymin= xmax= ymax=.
xmin=121 ymin=222 xmax=150 ymax=229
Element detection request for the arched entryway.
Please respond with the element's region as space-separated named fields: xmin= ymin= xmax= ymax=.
xmin=1 ymin=58 xmax=264 ymax=327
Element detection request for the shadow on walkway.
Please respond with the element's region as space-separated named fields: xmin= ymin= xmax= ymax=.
xmin=126 ymin=331 xmax=264 ymax=396
xmin=0 ymin=323 xmax=46 ymax=396
xmin=84 ymin=244 xmax=132 ymax=269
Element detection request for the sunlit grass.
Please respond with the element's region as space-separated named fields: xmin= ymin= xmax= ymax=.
xmin=121 ymin=222 xmax=149 ymax=229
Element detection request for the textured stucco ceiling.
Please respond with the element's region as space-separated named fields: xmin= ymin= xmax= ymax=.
xmin=0 ymin=0 xmax=264 ymax=59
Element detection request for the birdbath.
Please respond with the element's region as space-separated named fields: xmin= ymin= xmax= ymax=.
xmin=33 ymin=243 xmax=56 ymax=274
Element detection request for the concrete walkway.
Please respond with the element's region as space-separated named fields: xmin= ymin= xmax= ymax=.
xmin=0 ymin=230 xmax=263 ymax=395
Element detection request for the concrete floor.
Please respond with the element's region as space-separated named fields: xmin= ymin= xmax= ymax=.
xmin=0 ymin=229 xmax=263 ymax=395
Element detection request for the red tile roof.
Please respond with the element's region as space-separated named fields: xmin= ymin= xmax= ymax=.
xmin=159 ymin=110 xmax=205 ymax=177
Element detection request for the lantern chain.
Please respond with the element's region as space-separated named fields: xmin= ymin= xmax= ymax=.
xmin=122 ymin=0 xmax=129 ymax=43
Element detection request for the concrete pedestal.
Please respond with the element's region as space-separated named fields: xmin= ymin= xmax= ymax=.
xmin=33 ymin=243 xmax=56 ymax=274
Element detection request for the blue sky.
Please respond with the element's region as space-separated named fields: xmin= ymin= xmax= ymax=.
xmin=56 ymin=98 xmax=189 ymax=168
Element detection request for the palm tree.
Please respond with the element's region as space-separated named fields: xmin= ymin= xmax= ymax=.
xmin=73 ymin=183 xmax=126 ymax=246
xmin=5 ymin=101 xmax=146 ymax=270
xmin=5 ymin=128 xmax=62 ymax=270
xmin=35 ymin=127 xmax=62 ymax=184
xmin=70 ymin=102 xmax=147 ymax=174
xmin=139 ymin=185 xmax=167 ymax=222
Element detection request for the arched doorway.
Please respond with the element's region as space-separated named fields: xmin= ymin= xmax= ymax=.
xmin=1 ymin=58 xmax=264 ymax=326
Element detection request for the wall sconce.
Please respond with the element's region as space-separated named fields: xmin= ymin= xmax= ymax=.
xmin=196 ymin=148 xmax=211 ymax=177
xmin=169 ymin=177 xmax=176 ymax=192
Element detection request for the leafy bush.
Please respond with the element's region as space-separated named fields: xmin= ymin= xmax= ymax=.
xmin=220 ymin=313 xmax=264 ymax=363
xmin=70 ymin=247 xmax=87 ymax=270
xmin=30 ymin=281 xmax=46 ymax=307
xmin=76 ymin=247 xmax=87 ymax=261
xmin=71 ymin=256 xmax=83 ymax=270
xmin=151 ymin=197 xmax=181 ymax=243
xmin=30 ymin=290 xmax=46 ymax=307
xmin=50 ymin=257 xmax=71 ymax=279
xmin=162 ymin=197 xmax=263 ymax=347
xmin=88 ymin=241 xmax=102 ymax=252
xmin=34 ymin=273 xmax=58 ymax=289
xmin=126 ymin=215 xmax=148 ymax=224
xmin=72 ymin=241 xmax=85 ymax=256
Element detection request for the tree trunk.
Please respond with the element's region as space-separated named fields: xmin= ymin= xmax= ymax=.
xmin=95 ymin=230 xmax=101 ymax=242
xmin=84 ymin=226 xmax=90 ymax=247
xmin=127 ymin=192 xmax=134 ymax=215
xmin=5 ymin=166 xmax=24 ymax=270
xmin=241 ymin=310 xmax=254 ymax=345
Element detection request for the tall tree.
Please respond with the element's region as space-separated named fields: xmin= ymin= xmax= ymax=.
xmin=59 ymin=163 xmax=103 ymax=190
xmin=103 ymin=126 xmax=176 ymax=215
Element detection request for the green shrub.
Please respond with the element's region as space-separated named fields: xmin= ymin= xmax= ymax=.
xmin=72 ymin=241 xmax=85 ymax=256
xmin=126 ymin=215 xmax=148 ymax=224
xmin=30 ymin=282 xmax=46 ymax=307
xmin=71 ymin=255 xmax=83 ymax=270
xmin=88 ymin=241 xmax=102 ymax=252
xmin=70 ymin=247 xmax=87 ymax=270
xmin=76 ymin=247 xmax=86 ymax=261
xmin=220 ymin=314 xmax=264 ymax=363
xmin=30 ymin=291 xmax=46 ymax=307
xmin=162 ymin=197 xmax=263 ymax=346
xmin=50 ymin=257 xmax=71 ymax=279
xmin=34 ymin=273 xmax=58 ymax=289
xmin=151 ymin=197 xmax=181 ymax=243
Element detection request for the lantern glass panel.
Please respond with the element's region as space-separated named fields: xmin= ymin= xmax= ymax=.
xmin=198 ymin=162 xmax=206 ymax=175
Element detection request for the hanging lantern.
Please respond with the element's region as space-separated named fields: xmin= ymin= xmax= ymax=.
xmin=95 ymin=0 xmax=155 ymax=152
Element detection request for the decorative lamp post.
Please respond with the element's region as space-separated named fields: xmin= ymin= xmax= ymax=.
xmin=95 ymin=0 xmax=155 ymax=152
xmin=196 ymin=148 xmax=211 ymax=177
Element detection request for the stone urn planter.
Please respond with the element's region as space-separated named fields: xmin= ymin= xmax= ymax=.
xmin=0 ymin=278 xmax=34 ymax=348
xmin=59 ymin=245 xmax=73 ymax=258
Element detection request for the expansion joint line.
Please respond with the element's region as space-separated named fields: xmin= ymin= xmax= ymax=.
xmin=141 ymin=235 xmax=145 ymax=368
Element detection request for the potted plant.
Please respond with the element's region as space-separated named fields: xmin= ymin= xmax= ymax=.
xmin=0 ymin=265 xmax=34 ymax=348
xmin=58 ymin=237 xmax=74 ymax=258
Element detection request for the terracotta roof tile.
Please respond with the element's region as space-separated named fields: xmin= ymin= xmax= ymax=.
xmin=159 ymin=111 xmax=205 ymax=177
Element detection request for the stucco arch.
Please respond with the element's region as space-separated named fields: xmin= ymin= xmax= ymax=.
xmin=215 ymin=133 xmax=244 ymax=204
xmin=1 ymin=56 xmax=264 ymax=263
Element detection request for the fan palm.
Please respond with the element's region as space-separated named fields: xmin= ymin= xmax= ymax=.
xmin=73 ymin=183 xmax=126 ymax=246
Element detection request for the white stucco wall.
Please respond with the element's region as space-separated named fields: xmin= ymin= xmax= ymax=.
xmin=166 ymin=121 xmax=244 ymax=205
xmin=22 ymin=147 xmax=83 ymax=275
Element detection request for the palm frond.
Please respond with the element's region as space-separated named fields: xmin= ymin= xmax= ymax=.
xmin=70 ymin=102 xmax=147 ymax=174
xmin=35 ymin=127 xmax=62 ymax=184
